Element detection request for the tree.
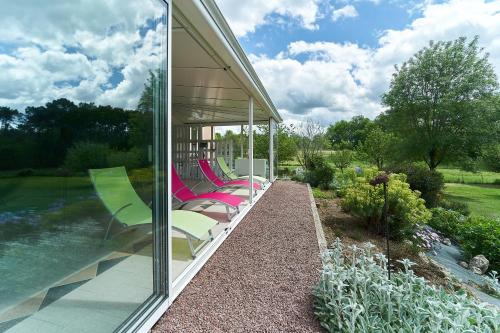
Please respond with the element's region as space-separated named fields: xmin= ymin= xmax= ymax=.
xmin=357 ymin=127 xmax=395 ymax=170
xmin=276 ymin=124 xmax=298 ymax=163
xmin=330 ymin=149 xmax=353 ymax=174
xmin=482 ymin=143 xmax=500 ymax=172
xmin=0 ymin=107 xmax=20 ymax=131
xmin=253 ymin=124 xmax=297 ymax=162
xmin=382 ymin=36 xmax=499 ymax=170
xmin=326 ymin=115 xmax=376 ymax=148
xmin=137 ymin=69 xmax=165 ymax=113
xmin=294 ymin=120 xmax=325 ymax=170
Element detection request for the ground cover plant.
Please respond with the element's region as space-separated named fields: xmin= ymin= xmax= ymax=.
xmin=314 ymin=239 xmax=500 ymax=332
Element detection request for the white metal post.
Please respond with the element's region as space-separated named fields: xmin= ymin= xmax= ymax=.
xmin=240 ymin=124 xmax=244 ymax=158
xmin=210 ymin=125 xmax=214 ymax=165
xmin=248 ymin=96 xmax=254 ymax=203
xmin=269 ymin=118 xmax=274 ymax=182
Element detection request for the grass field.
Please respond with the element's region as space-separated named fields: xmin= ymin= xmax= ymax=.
xmin=438 ymin=168 xmax=500 ymax=184
xmin=443 ymin=183 xmax=500 ymax=218
xmin=0 ymin=176 xmax=93 ymax=212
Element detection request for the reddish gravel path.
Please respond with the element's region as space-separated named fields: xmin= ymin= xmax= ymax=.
xmin=153 ymin=181 xmax=323 ymax=333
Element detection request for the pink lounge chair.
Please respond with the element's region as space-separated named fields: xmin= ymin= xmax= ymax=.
xmin=198 ymin=159 xmax=262 ymax=193
xmin=172 ymin=165 xmax=243 ymax=221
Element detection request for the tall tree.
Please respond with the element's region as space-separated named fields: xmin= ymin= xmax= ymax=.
xmin=295 ymin=120 xmax=325 ymax=170
xmin=382 ymin=36 xmax=498 ymax=170
xmin=326 ymin=115 xmax=376 ymax=148
xmin=357 ymin=127 xmax=395 ymax=169
xmin=0 ymin=107 xmax=20 ymax=131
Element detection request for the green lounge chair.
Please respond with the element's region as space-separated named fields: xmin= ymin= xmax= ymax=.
xmin=216 ymin=156 xmax=268 ymax=184
xmin=89 ymin=166 xmax=217 ymax=258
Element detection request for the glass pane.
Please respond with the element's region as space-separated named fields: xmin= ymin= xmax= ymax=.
xmin=0 ymin=1 xmax=167 ymax=332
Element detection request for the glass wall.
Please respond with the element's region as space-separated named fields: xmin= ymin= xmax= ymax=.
xmin=0 ymin=1 xmax=168 ymax=332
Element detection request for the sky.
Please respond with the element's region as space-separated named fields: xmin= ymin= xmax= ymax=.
xmin=0 ymin=0 xmax=498 ymax=128
xmin=215 ymin=0 xmax=500 ymax=126
xmin=0 ymin=1 xmax=166 ymax=113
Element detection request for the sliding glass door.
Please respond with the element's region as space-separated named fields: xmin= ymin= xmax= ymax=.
xmin=0 ymin=1 xmax=169 ymax=332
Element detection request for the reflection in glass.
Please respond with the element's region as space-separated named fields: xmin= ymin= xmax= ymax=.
xmin=0 ymin=1 xmax=167 ymax=331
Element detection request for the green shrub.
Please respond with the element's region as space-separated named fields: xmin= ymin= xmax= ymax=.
xmin=64 ymin=142 xmax=110 ymax=172
xmin=341 ymin=173 xmax=431 ymax=239
xmin=312 ymin=187 xmax=335 ymax=200
xmin=483 ymin=144 xmax=500 ymax=172
xmin=437 ymin=198 xmax=470 ymax=216
xmin=390 ymin=164 xmax=444 ymax=207
xmin=314 ymin=239 xmax=499 ymax=332
xmin=428 ymin=209 xmax=499 ymax=271
xmin=107 ymin=147 xmax=147 ymax=170
xmin=428 ymin=207 xmax=466 ymax=237
xmin=304 ymin=155 xmax=335 ymax=190
xmin=459 ymin=216 xmax=500 ymax=271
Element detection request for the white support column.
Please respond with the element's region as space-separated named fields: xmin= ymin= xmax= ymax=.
xmin=210 ymin=125 xmax=214 ymax=165
xmin=248 ymin=96 xmax=254 ymax=204
xmin=269 ymin=118 xmax=274 ymax=182
xmin=240 ymin=124 xmax=244 ymax=158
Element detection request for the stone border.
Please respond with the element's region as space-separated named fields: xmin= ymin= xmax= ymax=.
xmin=307 ymin=184 xmax=327 ymax=256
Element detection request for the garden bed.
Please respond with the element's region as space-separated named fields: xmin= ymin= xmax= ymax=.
xmin=315 ymin=196 xmax=457 ymax=291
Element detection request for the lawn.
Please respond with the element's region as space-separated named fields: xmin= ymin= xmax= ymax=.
xmin=443 ymin=183 xmax=500 ymax=218
xmin=438 ymin=167 xmax=500 ymax=184
xmin=0 ymin=176 xmax=93 ymax=212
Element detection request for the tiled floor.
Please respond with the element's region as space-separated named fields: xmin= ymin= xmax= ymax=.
xmin=1 ymin=180 xmax=262 ymax=333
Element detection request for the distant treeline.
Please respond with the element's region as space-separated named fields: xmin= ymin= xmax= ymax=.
xmin=0 ymin=98 xmax=152 ymax=171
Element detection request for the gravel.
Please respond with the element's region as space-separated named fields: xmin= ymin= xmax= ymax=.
xmin=153 ymin=181 xmax=323 ymax=333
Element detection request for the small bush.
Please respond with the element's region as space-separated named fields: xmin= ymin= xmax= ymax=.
xmin=107 ymin=147 xmax=147 ymax=170
xmin=390 ymin=164 xmax=444 ymax=207
xmin=64 ymin=142 xmax=110 ymax=172
xmin=341 ymin=173 xmax=431 ymax=239
xmin=304 ymin=155 xmax=335 ymax=190
xmin=483 ymin=144 xmax=500 ymax=172
xmin=459 ymin=216 xmax=500 ymax=271
xmin=312 ymin=187 xmax=335 ymax=200
xmin=428 ymin=207 xmax=466 ymax=238
xmin=427 ymin=209 xmax=499 ymax=272
xmin=16 ymin=168 xmax=34 ymax=177
xmin=314 ymin=239 xmax=499 ymax=332
xmin=437 ymin=198 xmax=470 ymax=216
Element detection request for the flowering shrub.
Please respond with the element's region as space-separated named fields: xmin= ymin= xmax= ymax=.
xmin=341 ymin=173 xmax=431 ymax=238
xmin=314 ymin=239 xmax=499 ymax=332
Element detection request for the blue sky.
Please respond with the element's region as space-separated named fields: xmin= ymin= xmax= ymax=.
xmin=0 ymin=0 xmax=498 ymax=127
xmin=216 ymin=0 xmax=500 ymax=125
xmin=239 ymin=1 xmax=421 ymax=56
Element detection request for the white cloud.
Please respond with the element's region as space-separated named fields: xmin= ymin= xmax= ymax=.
xmin=332 ymin=5 xmax=359 ymax=21
xmin=0 ymin=0 xmax=166 ymax=111
xmin=249 ymin=0 xmax=500 ymax=125
xmin=214 ymin=0 xmax=324 ymax=37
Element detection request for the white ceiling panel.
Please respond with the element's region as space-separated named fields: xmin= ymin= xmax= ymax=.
xmin=171 ymin=9 xmax=274 ymax=125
